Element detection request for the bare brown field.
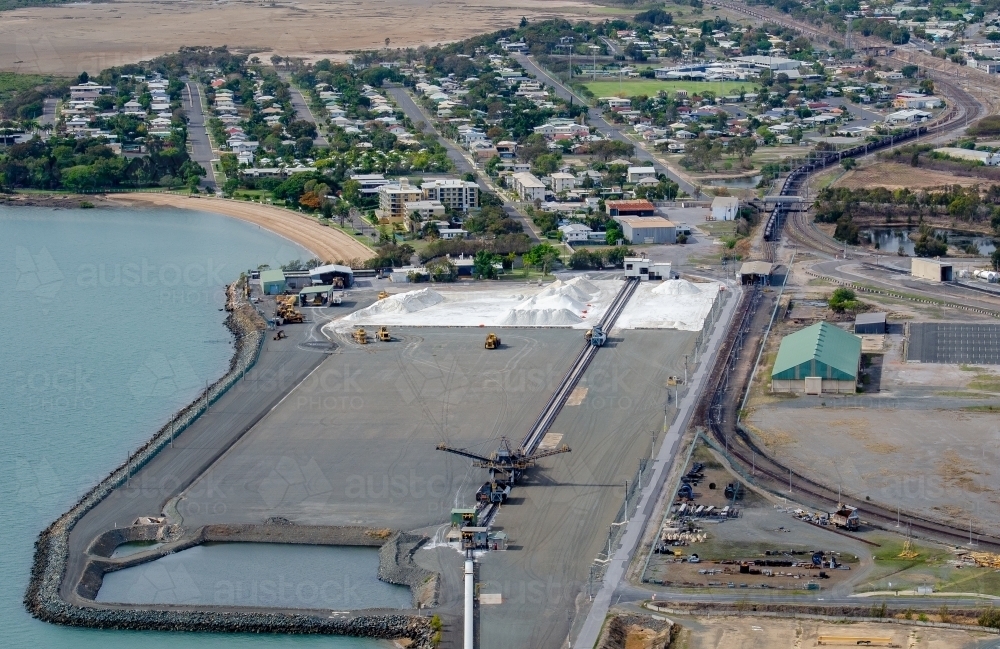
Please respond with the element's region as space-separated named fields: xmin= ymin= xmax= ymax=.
xmin=675 ymin=614 xmax=990 ymax=648
xmin=835 ymin=162 xmax=983 ymax=190
xmin=0 ymin=0 xmax=607 ymax=75
xmin=109 ymin=193 xmax=375 ymax=263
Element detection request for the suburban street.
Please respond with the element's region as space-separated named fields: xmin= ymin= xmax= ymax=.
xmin=280 ymin=71 xmax=329 ymax=147
xmin=513 ymin=53 xmax=703 ymax=198
xmin=39 ymin=97 xmax=57 ymax=126
xmin=183 ymin=81 xmax=217 ymax=189
xmin=385 ymin=85 xmax=541 ymax=241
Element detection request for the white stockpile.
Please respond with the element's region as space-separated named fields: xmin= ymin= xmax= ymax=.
xmin=614 ymin=279 xmax=723 ymax=331
xmin=328 ymin=276 xmax=723 ymax=332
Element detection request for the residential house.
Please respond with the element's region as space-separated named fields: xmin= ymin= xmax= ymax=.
xmin=626 ymin=166 xmax=656 ymax=184
xmin=550 ymin=172 xmax=577 ymax=194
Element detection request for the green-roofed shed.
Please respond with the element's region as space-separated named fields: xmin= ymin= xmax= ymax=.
xmin=260 ymin=269 xmax=286 ymax=295
xmin=771 ymin=321 xmax=861 ymax=394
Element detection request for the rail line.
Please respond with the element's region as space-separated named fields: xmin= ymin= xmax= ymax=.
xmin=697 ymin=289 xmax=1000 ymax=551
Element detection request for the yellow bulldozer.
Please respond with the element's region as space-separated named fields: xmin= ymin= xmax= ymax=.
xmin=485 ymin=333 xmax=500 ymax=349
xmin=275 ymin=295 xmax=304 ymax=324
xmin=376 ymin=326 xmax=391 ymax=342
xmin=378 ymin=291 xmax=390 ymax=300
xmin=353 ymin=328 xmax=368 ymax=344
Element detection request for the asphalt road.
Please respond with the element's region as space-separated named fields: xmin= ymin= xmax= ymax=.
xmin=281 ymin=72 xmax=328 ymax=147
xmin=384 ymin=85 xmax=540 ymax=241
xmin=513 ymin=53 xmax=702 ymax=199
xmin=40 ymin=97 xmax=57 ymax=126
xmin=574 ymin=285 xmax=742 ymax=649
xmin=183 ymin=81 xmax=217 ymax=189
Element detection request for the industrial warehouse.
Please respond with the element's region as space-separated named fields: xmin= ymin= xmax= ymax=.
xmin=771 ymin=321 xmax=862 ymax=394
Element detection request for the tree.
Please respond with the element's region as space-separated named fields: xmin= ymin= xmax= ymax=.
xmin=919 ymin=79 xmax=934 ymax=95
xmin=473 ymin=250 xmax=501 ymax=279
xmin=828 ymin=288 xmax=861 ymax=313
xmin=523 ymin=243 xmax=560 ymax=275
xmin=605 ymin=225 xmax=624 ymax=246
xmin=901 ymin=64 xmax=918 ymax=78
xmin=342 ymin=179 xmax=362 ymax=205
xmin=519 ymin=16 xmax=528 ymax=28
xmin=991 ymin=248 xmax=1000 ymax=271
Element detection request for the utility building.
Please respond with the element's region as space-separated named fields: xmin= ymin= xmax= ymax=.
xmin=260 ymin=269 xmax=286 ymax=295
xmin=771 ymin=321 xmax=862 ymax=394
xmin=854 ymin=312 xmax=887 ymax=335
xmin=911 ymin=257 xmax=953 ymax=282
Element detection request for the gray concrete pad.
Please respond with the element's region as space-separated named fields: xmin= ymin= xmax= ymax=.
xmin=476 ymin=330 xmax=698 ymax=649
xmin=176 ymin=328 xmax=581 ymax=531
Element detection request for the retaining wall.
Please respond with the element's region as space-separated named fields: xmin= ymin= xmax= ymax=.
xmin=23 ymin=278 xmax=432 ymax=646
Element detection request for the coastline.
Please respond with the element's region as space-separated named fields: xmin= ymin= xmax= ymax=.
xmin=1 ymin=191 xmax=375 ymax=264
xmin=23 ymin=277 xmax=430 ymax=645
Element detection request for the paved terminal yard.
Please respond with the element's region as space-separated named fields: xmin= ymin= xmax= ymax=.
xmin=176 ymin=328 xmax=582 ymax=531
xmin=175 ymin=324 xmax=699 ymax=649
xmin=473 ymin=330 xmax=698 ymax=649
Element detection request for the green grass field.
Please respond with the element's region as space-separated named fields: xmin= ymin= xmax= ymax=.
xmin=584 ymin=79 xmax=756 ymax=99
xmin=0 ymin=72 xmax=64 ymax=103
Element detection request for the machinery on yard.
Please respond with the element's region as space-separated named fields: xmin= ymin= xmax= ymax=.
xmin=276 ymin=294 xmax=304 ymax=324
xmin=437 ymin=436 xmax=571 ymax=501
xmin=376 ymin=326 xmax=391 ymax=342
xmin=378 ymin=291 xmax=389 ymax=300
xmin=485 ymin=333 xmax=500 ymax=349
xmin=584 ymin=324 xmax=607 ymax=347
xmin=353 ymin=328 xmax=368 ymax=344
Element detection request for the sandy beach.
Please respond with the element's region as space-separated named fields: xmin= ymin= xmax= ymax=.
xmin=109 ymin=193 xmax=374 ymax=263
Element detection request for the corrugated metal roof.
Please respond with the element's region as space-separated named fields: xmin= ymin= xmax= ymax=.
xmin=855 ymin=312 xmax=887 ymax=325
xmin=298 ymin=285 xmax=332 ymax=295
xmin=772 ymin=321 xmax=861 ymax=381
xmin=739 ymin=261 xmax=773 ymax=276
xmin=260 ymin=269 xmax=285 ymax=283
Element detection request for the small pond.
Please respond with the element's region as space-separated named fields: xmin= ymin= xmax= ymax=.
xmin=705 ymin=174 xmax=763 ymax=188
xmin=97 ymin=543 xmax=412 ymax=610
xmin=860 ymin=228 xmax=997 ymax=257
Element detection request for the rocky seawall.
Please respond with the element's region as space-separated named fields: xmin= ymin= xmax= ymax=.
xmin=22 ymin=278 xmax=432 ymax=646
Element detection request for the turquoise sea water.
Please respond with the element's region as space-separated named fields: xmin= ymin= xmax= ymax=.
xmin=0 ymin=205 xmax=386 ymax=649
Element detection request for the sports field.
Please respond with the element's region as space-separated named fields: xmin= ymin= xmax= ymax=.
xmin=584 ymin=79 xmax=756 ymax=98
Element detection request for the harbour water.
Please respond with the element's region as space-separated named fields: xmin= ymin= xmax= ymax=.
xmin=0 ymin=205 xmax=387 ymax=648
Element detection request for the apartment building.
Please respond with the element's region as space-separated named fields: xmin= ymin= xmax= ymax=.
xmin=421 ymin=179 xmax=480 ymax=212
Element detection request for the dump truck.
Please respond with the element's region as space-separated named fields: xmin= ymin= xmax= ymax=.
xmin=376 ymin=326 xmax=391 ymax=342
xmin=353 ymin=328 xmax=368 ymax=344
xmin=485 ymin=333 xmax=500 ymax=349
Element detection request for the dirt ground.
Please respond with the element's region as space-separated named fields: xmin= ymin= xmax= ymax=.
xmin=670 ymin=614 xmax=992 ymax=649
xmin=0 ymin=0 xmax=608 ymax=75
xmin=109 ymin=193 xmax=374 ymax=263
xmin=835 ymin=162 xmax=983 ymax=190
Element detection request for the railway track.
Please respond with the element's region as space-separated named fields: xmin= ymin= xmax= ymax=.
xmin=696 ymin=286 xmax=1000 ymax=550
